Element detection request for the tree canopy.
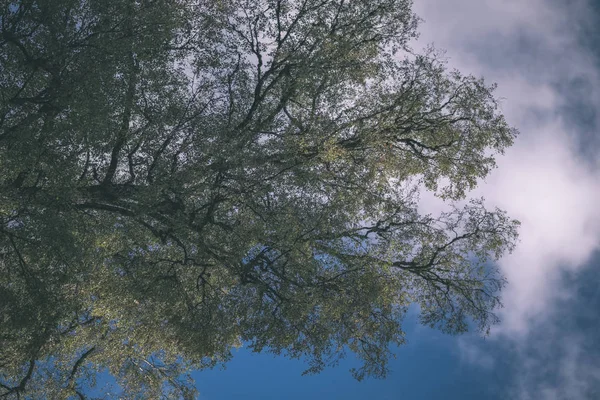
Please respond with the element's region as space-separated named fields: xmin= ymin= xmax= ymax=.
xmin=0 ymin=0 xmax=519 ymax=398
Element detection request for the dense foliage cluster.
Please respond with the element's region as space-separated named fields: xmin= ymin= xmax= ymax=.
xmin=0 ymin=0 xmax=518 ymax=398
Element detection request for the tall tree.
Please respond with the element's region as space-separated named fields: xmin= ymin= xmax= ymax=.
xmin=0 ymin=0 xmax=518 ymax=398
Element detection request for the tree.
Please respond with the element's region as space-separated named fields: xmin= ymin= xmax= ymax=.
xmin=0 ymin=0 xmax=518 ymax=398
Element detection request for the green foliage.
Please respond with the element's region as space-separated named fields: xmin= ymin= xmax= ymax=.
xmin=0 ymin=0 xmax=518 ymax=397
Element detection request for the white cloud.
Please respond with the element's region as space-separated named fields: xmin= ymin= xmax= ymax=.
xmin=477 ymin=117 xmax=600 ymax=328
xmin=413 ymin=0 xmax=600 ymax=335
xmin=411 ymin=0 xmax=600 ymax=397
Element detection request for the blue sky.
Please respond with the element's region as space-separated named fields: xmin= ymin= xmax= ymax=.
xmin=193 ymin=312 xmax=512 ymax=400
xmin=192 ymin=257 xmax=600 ymax=399
xmin=192 ymin=0 xmax=600 ymax=398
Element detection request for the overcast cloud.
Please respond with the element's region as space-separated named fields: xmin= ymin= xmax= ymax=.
xmin=411 ymin=0 xmax=600 ymax=398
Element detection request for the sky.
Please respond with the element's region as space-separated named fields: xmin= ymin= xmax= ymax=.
xmin=193 ymin=0 xmax=600 ymax=399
